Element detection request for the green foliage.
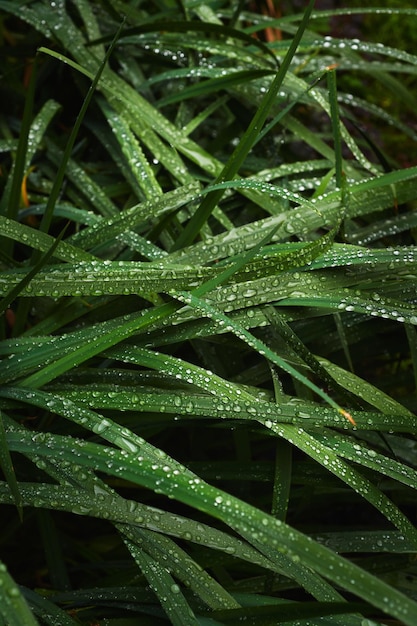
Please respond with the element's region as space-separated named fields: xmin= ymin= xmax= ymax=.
xmin=1 ymin=1 xmax=417 ymax=625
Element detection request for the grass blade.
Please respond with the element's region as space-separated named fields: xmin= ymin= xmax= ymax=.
xmin=170 ymin=0 xmax=316 ymax=250
xmin=0 ymin=223 xmax=68 ymax=315
xmin=0 ymin=560 xmax=39 ymax=626
xmin=171 ymin=290 xmax=354 ymax=422
xmin=0 ymin=411 xmax=22 ymax=519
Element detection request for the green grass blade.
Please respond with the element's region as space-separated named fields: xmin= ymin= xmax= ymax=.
xmin=270 ymin=423 xmax=417 ymax=547
xmin=327 ymin=68 xmax=344 ymax=189
xmin=0 ymin=223 xmax=68 ymax=314
xmin=20 ymin=587 xmax=78 ymax=626
xmin=158 ymin=69 xmax=275 ymax=107
xmin=36 ymin=509 xmax=70 ymax=591
xmin=210 ymin=601 xmax=368 ymax=624
xmin=0 ymin=560 xmax=39 ymax=626
xmin=119 ymin=526 xmax=240 ymax=611
xmin=271 ymin=438 xmax=292 ymax=522
xmin=0 ymin=478 xmax=279 ymax=574
xmin=263 ymin=306 xmax=352 ymax=405
xmin=0 ymin=260 xmax=214 ymax=298
xmin=405 ymin=324 xmax=417 ymax=395
xmin=7 ymin=384 xmax=411 ymax=433
xmin=0 ymin=411 xmax=22 ymax=519
xmin=311 ymin=430 xmax=417 ymax=493
xmin=44 ymin=139 xmax=119 ymax=218
xmin=317 ymin=357 xmax=414 ymax=417
xmin=92 ymin=19 xmax=278 ymax=67
xmin=0 ymin=216 xmax=94 ymax=263
xmin=67 ymin=183 xmax=199 ymax=250
xmin=170 ymin=0 xmax=315 ymax=250
xmin=171 ymin=290 xmax=353 ymax=422
xmin=122 ymin=537 xmax=198 ymax=626
xmin=98 ymin=100 xmax=162 ymax=200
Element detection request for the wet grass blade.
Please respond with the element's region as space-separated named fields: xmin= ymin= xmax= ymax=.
xmin=170 ymin=0 xmax=315 ymax=250
xmin=0 ymin=560 xmax=39 ymax=626
xmin=0 ymin=411 xmax=22 ymax=519
xmin=0 ymin=216 xmax=93 ymax=262
xmin=0 ymin=223 xmax=68 ymax=315
xmin=122 ymin=537 xmax=198 ymax=626
xmin=20 ymin=588 xmax=78 ymax=626
xmin=0 ymin=478 xmax=279 ymax=574
xmin=171 ymin=290 xmax=354 ymax=422
xmin=327 ymin=68 xmax=344 ymax=189
xmin=158 ymin=69 xmax=275 ymax=107
xmin=91 ymin=19 xmax=278 ymax=67
xmin=210 ymin=601 xmax=368 ymax=624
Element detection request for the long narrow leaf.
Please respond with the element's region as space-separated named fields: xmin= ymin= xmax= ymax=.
xmin=171 ymin=0 xmax=315 ymax=250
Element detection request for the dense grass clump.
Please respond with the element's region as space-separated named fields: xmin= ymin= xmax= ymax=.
xmin=1 ymin=1 xmax=417 ymax=624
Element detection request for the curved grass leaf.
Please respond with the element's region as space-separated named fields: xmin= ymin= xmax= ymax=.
xmin=2 ymin=385 xmax=410 ymax=433
xmin=0 ymin=479 xmax=281 ymax=574
xmin=120 ymin=524 xmax=240 ymax=611
xmin=267 ymin=422 xmax=417 ymax=547
xmin=91 ymin=19 xmax=278 ymax=68
xmin=157 ymin=69 xmax=275 ymax=107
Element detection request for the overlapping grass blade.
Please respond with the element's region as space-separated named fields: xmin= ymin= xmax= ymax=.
xmin=0 ymin=223 xmax=68 ymax=314
xmin=171 ymin=289 xmax=353 ymax=420
xmin=0 ymin=479 xmax=282 ymax=574
xmin=121 ymin=536 xmax=198 ymax=626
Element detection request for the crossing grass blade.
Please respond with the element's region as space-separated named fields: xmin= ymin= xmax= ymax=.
xmin=170 ymin=0 xmax=316 ymax=250
xmin=121 ymin=536 xmax=199 ymax=626
xmin=0 ymin=223 xmax=68 ymax=315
